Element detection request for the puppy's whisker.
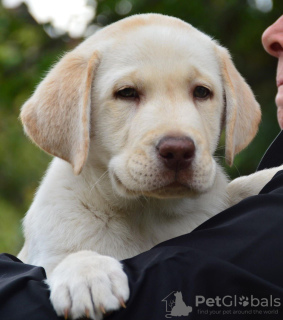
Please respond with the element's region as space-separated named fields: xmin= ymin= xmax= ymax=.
xmin=215 ymin=156 xmax=241 ymax=176
xmin=215 ymin=156 xmax=226 ymax=160
xmin=136 ymin=190 xmax=147 ymax=208
xmin=231 ymin=164 xmax=241 ymax=176
xmin=216 ymin=145 xmax=225 ymax=151
xmin=89 ymin=170 xmax=109 ymax=192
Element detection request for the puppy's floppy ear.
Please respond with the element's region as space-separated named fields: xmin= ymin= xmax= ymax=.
xmin=20 ymin=51 xmax=100 ymax=175
xmin=216 ymin=45 xmax=261 ymax=166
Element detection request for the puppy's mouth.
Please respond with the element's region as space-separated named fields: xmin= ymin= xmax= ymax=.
xmin=113 ymin=173 xmax=198 ymax=199
xmin=142 ymin=181 xmax=199 ymax=199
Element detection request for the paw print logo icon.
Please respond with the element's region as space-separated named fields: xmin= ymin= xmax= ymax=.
xmin=239 ymin=296 xmax=249 ymax=307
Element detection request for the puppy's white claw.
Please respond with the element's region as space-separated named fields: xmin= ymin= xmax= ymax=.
xmin=119 ymin=298 xmax=127 ymax=309
xmin=85 ymin=308 xmax=90 ymax=319
xmin=64 ymin=308 xmax=69 ymax=320
xmin=100 ymin=305 xmax=106 ymax=314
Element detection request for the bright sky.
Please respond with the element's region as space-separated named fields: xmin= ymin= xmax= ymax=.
xmin=2 ymin=0 xmax=96 ymax=38
xmin=2 ymin=0 xmax=273 ymax=38
xmin=250 ymin=0 xmax=273 ymax=12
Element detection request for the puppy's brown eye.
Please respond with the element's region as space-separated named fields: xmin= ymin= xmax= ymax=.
xmin=193 ymin=86 xmax=211 ymax=99
xmin=116 ymin=88 xmax=139 ymax=99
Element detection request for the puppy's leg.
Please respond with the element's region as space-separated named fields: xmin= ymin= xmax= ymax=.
xmin=47 ymin=250 xmax=129 ymax=320
xmin=227 ymin=165 xmax=283 ymax=206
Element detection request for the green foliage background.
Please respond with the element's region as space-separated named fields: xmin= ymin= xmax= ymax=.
xmin=1 ymin=0 xmax=283 ymax=254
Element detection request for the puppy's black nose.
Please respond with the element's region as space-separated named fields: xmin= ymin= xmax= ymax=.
xmin=157 ymin=136 xmax=195 ymax=171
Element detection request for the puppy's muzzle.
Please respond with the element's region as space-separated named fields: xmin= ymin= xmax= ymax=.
xmin=156 ymin=136 xmax=195 ymax=171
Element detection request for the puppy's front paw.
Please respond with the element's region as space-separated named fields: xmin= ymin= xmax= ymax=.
xmin=47 ymin=250 xmax=129 ymax=320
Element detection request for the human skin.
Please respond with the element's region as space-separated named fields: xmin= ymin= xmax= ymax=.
xmin=262 ymin=15 xmax=283 ymax=129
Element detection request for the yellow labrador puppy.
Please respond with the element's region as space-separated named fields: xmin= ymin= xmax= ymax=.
xmin=18 ymin=13 xmax=281 ymax=320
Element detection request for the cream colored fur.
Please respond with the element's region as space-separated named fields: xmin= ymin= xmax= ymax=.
xmin=18 ymin=14 xmax=280 ymax=320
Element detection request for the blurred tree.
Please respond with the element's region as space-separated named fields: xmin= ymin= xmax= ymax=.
xmin=0 ymin=0 xmax=283 ymax=254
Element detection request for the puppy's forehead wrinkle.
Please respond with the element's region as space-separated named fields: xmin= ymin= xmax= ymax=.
xmin=109 ymin=31 xmax=213 ymax=62
xmin=83 ymin=15 xmax=215 ymax=67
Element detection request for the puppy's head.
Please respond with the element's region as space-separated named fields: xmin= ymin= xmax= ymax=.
xmin=21 ymin=14 xmax=261 ymax=199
